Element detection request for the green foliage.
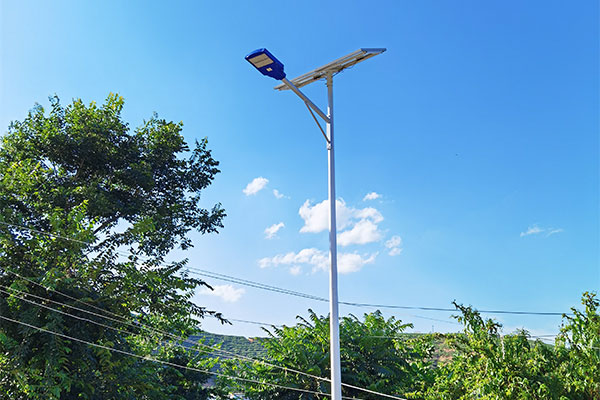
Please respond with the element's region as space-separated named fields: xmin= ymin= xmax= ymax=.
xmin=423 ymin=293 xmax=600 ymax=400
xmin=555 ymin=291 xmax=600 ymax=399
xmin=216 ymin=310 xmax=435 ymax=399
xmin=214 ymin=294 xmax=598 ymax=400
xmin=0 ymin=94 xmax=225 ymax=399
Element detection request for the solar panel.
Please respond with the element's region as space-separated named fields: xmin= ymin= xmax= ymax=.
xmin=274 ymin=48 xmax=386 ymax=91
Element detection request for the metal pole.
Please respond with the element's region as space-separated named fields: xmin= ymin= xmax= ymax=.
xmin=326 ymin=72 xmax=342 ymax=400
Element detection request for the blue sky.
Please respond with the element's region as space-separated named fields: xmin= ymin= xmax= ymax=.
xmin=1 ymin=1 xmax=598 ymax=338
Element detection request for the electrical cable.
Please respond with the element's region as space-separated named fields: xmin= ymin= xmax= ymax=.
xmin=0 ymin=314 xmax=341 ymax=399
xmin=0 ymin=292 xmax=408 ymax=399
xmin=186 ymin=267 xmax=572 ymax=317
xmin=0 ymin=280 xmax=322 ymax=382
xmin=0 ymin=276 xmax=408 ymax=399
xmin=0 ymin=221 xmax=574 ymax=317
xmin=228 ymin=318 xmax=283 ymax=327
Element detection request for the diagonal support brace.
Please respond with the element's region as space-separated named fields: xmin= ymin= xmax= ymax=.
xmin=304 ymin=102 xmax=330 ymax=144
xmin=281 ymin=78 xmax=330 ymax=124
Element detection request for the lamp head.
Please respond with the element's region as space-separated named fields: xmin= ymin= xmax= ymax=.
xmin=245 ymin=48 xmax=286 ymax=80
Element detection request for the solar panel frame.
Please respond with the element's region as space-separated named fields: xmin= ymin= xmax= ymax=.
xmin=274 ymin=48 xmax=386 ymax=91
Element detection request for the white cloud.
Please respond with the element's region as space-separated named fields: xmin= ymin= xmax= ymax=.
xmin=265 ymin=222 xmax=285 ymax=239
xmin=258 ymin=248 xmax=328 ymax=271
xmin=385 ymin=235 xmax=402 ymax=248
xmin=338 ymin=219 xmax=382 ymax=246
xmin=355 ymin=207 xmax=384 ymax=224
xmin=298 ymin=200 xmax=333 ymax=233
xmin=338 ymin=252 xmax=378 ymax=274
xmin=243 ymin=177 xmax=269 ymax=196
xmin=289 ymin=265 xmax=302 ymax=276
xmin=273 ymin=189 xmax=286 ymax=199
xmin=258 ymin=248 xmax=377 ymax=275
xmin=520 ymin=225 xmax=543 ymax=237
xmin=388 ymin=247 xmax=402 ymax=256
xmin=199 ymin=284 xmax=245 ymax=303
xmin=363 ymin=192 xmax=381 ymax=201
xmin=385 ymin=235 xmax=403 ymax=256
xmin=299 ymin=199 xmax=383 ymax=233
xmin=520 ymin=225 xmax=563 ymax=238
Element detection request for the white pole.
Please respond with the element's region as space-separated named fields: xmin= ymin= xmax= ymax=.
xmin=326 ymin=72 xmax=342 ymax=400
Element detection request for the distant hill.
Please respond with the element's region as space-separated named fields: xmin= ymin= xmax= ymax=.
xmin=187 ymin=331 xmax=452 ymax=366
xmin=187 ymin=332 xmax=269 ymax=360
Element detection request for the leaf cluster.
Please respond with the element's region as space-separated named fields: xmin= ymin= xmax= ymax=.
xmin=422 ymin=293 xmax=600 ymax=400
xmin=216 ymin=310 xmax=435 ymax=399
xmin=0 ymin=94 xmax=226 ymax=399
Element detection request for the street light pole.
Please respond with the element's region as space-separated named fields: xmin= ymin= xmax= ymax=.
xmin=325 ymin=72 xmax=342 ymax=400
xmin=245 ymin=47 xmax=385 ymax=400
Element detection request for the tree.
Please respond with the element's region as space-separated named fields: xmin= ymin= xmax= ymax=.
xmin=423 ymin=304 xmax=564 ymax=399
xmin=0 ymin=94 xmax=225 ymax=399
xmin=216 ymin=310 xmax=435 ymax=399
xmin=423 ymin=293 xmax=600 ymax=400
xmin=555 ymin=291 xmax=600 ymax=399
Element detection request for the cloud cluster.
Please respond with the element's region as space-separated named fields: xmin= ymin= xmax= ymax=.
xmin=243 ymin=177 xmax=269 ymax=196
xmin=199 ymin=284 xmax=245 ymax=303
xmin=385 ymin=235 xmax=403 ymax=256
xmin=299 ymin=199 xmax=384 ymax=246
xmin=265 ymin=222 xmax=285 ymax=239
xmin=273 ymin=189 xmax=287 ymax=199
xmin=243 ymin=177 xmax=287 ymax=199
xmin=258 ymin=248 xmax=377 ymax=274
xmin=520 ymin=225 xmax=563 ymax=238
xmin=338 ymin=219 xmax=382 ymax=246
xmin=363 ymin=192 xmax=381 ymax=201
xmin=247 ymin=187 xmax=402 ymax=275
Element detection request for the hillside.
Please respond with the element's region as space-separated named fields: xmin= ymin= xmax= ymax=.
xmin=187 ymin=332 xmax=269 ymax=360
xmin=188 ymin=331 xmax=452 ymax=366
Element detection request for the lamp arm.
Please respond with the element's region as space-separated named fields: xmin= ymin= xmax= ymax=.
xmin=281 ymin=78 xmax=330 ymax=124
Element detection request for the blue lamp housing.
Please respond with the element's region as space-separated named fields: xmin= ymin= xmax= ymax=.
xmin=245 ymin=48 xmax=286 ymax=80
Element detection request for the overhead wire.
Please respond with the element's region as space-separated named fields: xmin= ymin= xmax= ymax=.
xmin=0 ymin=278 xmax=322 ymax=384
xmin=2 ymin=222 xmax=586 ymax=396
xmin=0 ymin=314 xmax=342 ymax=399
xmin=0 ymin=291 xmax=408 ymax=399
xmin=0 ymin=221 xmax=574 ymax=317
xmin=0 ymin=272 xmax=408 ymax=400
xmin=0 ymin=285 xmax=232 ymax=362
xmin=228 ymin=318 xmax=283 ymax=328
xmin=185 ymin=266 xmax=573 ymax=317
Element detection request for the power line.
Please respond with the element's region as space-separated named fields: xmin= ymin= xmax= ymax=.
xmin=0 ymin=278 xmax=323 ymax=384
xmin=0 ymin=314 xmax=342 ymax=399
xmin=0 ymin=286 xmax=258 ymax=362
xmin=228 ymin=318 xmax=283 ymax=328
xmin=190 ymin=267 xmax=325 ymax=302
xmin=1 ymin=221 xmax=574 ymax=317
xmin=0 ymin=295 xmax=408 ymax=399
xmin=0 ymin=221 xmax=91 ymax=246
xmin=0 ymin=266 xmax=279 ymax=332
xmin=186 ymin=267 xmax=572 ymax=317
xmin=3 ymin=265 xmax=595 ymax=397
xmin=0 ymin=271 xmax=407 ymax=400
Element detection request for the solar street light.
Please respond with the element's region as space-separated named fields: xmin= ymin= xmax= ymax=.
xmin=245 ymin=48 xmax=286 ymax=80
xmin=245 ymin=47 xmax=386 ymax=400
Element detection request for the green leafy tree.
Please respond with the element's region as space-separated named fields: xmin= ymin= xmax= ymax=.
xmin=423 ymin=305 xmax=564 ymax=399
xmin=555 ymin=291 xmax=600 ymax=399
xmin=216 ymin=310 xmax=435 ymax=399
xmin=0 ymin=94 xmax=225 ymax=399
xmin=423 ymin=293 xmax=600 ymax=400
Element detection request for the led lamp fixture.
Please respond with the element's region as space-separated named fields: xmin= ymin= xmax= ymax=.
xmin=245 ymin=48 xmax=286 ymax=80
